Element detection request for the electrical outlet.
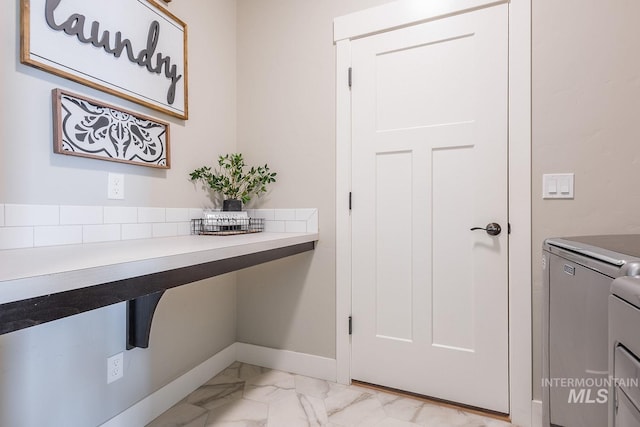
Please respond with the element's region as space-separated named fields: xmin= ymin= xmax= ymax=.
xmin=108 ymin=173 xmax=125 ymax=200
xmin=107 ymin=352 xmax=124 ymax=384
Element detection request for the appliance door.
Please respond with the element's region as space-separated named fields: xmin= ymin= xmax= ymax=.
xmin=614 ymin=346 xmax=640 ymax=426
xmin=615 ymin=391 xmax=640 ymax=427
xmin=548 ymin=253 xmax=611 ymax=427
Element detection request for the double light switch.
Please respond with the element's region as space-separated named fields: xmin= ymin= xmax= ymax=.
xmin=543 ymin=173 xmax=574 ymax=199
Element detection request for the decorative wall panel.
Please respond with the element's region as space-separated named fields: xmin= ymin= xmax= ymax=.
xmin=52 ymin=89 xmax=170 ymax=168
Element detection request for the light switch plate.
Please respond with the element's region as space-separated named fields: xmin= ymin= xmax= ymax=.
xmin=543 ymin=173 xmax=574 ymax=199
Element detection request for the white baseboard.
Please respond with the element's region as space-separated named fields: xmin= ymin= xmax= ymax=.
xmin=531 ymin=399 xmax=542 ymax=427
xmin=100 ymin=343 xmax=237 ymax=427
xmin=100 ymin=343 xmax=337 ymax=426
xmin=236 ymin=342 xmax=337 ymax=382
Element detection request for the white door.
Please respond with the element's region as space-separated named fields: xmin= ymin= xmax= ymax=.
xmin=351 ymin=4 xmax=509 ymax=413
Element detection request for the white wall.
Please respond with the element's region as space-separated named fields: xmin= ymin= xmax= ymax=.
xmin=235 ymin=0 xmax=395 ymax=358
xmin=0 ymin=1 xmax=237 ymax=425
xmin=1 ymin=1 xmax=236 ymax=208
xmin=532 ymin=0 xmax=640 ymax=400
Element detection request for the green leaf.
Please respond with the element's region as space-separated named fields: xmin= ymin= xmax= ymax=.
xmin=188 ymin=152 xmax=277 ymax=205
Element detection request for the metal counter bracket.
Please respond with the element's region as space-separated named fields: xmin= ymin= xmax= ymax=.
xmin=127 ymin=291 xmax=165 ymax=349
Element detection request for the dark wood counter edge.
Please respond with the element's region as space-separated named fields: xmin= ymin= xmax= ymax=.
xmin=0 ymin=241 xmax=316 ymax=348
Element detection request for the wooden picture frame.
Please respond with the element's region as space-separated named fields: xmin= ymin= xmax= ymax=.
xmin=22 ymin=0 xmax=188 ymax=120
xmin=53 ymin=89 xmax=171 ymax=169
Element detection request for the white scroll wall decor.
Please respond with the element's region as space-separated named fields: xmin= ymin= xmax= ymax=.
xmin=22 ymin=0 xmax=188 ymax=119
xmin=53 ymin=89 xmax=171 ymax=168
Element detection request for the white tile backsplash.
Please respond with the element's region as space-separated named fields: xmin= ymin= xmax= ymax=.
xmin=252 ymin=209 xmax=275 ymax=220
xmin=0 ymin=227 xmax=34 ymax=249
xmin=177 ymin=222 xmax=191 ymax=236
xmin=295 ymin=209 xmax=315 ymax=221
xmin=5 ymin=204 xmax=59 ymax=227
xmin=0 ymin=205 xmax=317 ymax=250
xmin=83 ymin=224 xmax=121 ymax=243
xmin=138 ymin=207 xmax=166 ymax=223
xmin=264 ymin=220 xmax=286 ymax=232
xmin=152 ymin=223 xmax=178 ymax=238
xmin=122 ymin=224 xmax=153 ymax=241
xmin=189 ymin=208 xmax=205 ymax=220
xmin=306 ymin=211 xmax=318 ymax=233
xmin=104 ymin=207 xmax=137 ymax=224
xmin=166 ymin=208 xmax=189 ymax=222
xmin=35 ymin=226 xmax=82 ymax=247
xmin=285 ymin=221 xmax=307 ymax=233
xmin=60 ymin=205 xmax=103 ymax=225
xmin=274 ymin=209 xmax=296 ymax=221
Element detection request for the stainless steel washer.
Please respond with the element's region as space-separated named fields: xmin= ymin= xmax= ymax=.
xmin=610 ymin=276 xmax=640 ymax=426
xmin=543 ymin=235 xmax=640 ymax=427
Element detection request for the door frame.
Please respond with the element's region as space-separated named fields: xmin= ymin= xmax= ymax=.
xmin=333 ymin=1 xmax=532 ymax=426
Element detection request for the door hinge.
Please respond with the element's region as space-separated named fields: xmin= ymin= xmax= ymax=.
xmin=348 ymin=67 xmax=352 ymax=89
xmin=349 ymin=316 xmax=353 ymax=335
xmin=349 ymin=192 xmax=352 ymax=211
xmin=508 ymin=223 xmax=511 ymax=234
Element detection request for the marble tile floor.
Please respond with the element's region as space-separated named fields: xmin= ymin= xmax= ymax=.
xmin=147 ymin=362 xmax=516 ymax=427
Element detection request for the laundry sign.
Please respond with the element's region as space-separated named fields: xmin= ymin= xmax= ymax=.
xmin=21 ymin=0 xmax=188 ymax=119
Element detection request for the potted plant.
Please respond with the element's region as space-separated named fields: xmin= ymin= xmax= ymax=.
xmin=189 ymin=153 xmax=277 ymax=211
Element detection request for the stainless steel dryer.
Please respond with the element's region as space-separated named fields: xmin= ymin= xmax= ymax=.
xmin=609 ymin=276 xmax=640 ymax=427
xmin=543 ymin=235 xmax=640 ymax=427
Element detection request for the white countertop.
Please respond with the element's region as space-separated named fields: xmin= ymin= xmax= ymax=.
xmin=0 ymin=232 xmax=318 ymax=305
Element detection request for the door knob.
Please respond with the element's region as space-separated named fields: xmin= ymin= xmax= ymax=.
xmin=470 ymin=223 xmax=502 ymax=236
